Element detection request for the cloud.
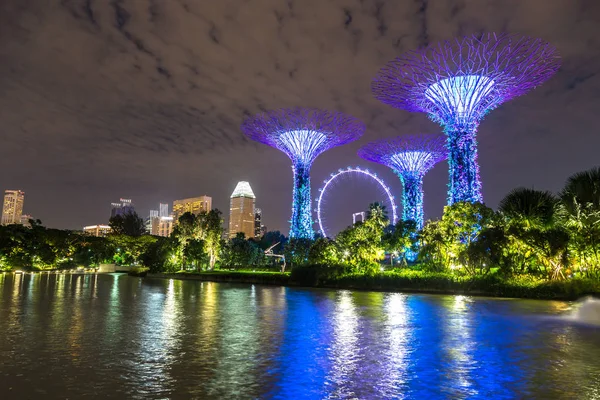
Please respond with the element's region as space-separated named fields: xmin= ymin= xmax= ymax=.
xmin=0 ymin=0 xmax=598 ymax=232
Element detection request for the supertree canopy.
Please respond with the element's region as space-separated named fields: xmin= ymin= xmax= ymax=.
xmin=241 ymin=108 xmax=364 ymax=239
xmin=372 ymin=33 xmax=561 ymax=204
xmin=358 ymin=134 xmax=447 ymax=230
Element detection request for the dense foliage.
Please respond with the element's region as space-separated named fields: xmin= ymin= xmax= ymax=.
xmin=1 ymin=167 xmax=599 ymax=298
xmin=282 ymin=167 xmax=600 ymax=286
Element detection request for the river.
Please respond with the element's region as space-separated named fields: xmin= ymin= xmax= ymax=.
xmin=0 ymin=273 xmax=598 ymax=399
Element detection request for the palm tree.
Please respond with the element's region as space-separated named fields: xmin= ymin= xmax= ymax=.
xmin=558 ymin=167 xmax=600 ymax=274
xmin=498 ymin=188 xmax=559 ymax=275
xmin=498 ymin=187 xmax=558 ymax=229
xmin=560 ymin=167 xmax=600 ymax=214
xmin=366 ymin=202 xmax=389 ymax=228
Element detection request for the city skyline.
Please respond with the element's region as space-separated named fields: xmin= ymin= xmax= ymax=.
xmin=0 ymin=1 xmax=599 ymax=233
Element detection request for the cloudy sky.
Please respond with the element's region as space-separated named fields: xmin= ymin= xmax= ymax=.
xmin=0 ymin=0 xmax=599 ymax=234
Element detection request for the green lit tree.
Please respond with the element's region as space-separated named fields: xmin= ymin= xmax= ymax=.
xmin=201 ymin=209 xmax=224 ymax=270
xmin=284 ymin=238 xmax=313 ymax=268
xmin=497 ymin=188 xmax=559 ymax=274
xmin=419 ymin=202 xmax=495 ymax=273
xmin=366 ymin=202 xmax=389 ymax=229
xmin=383 ymin=219 xmax=418 ymax=266
xmin=336 ymin=216 xmax=385 ymax=272
xmin=559 ymin=167 xmax=600 ymax=275
xmin=184 ymin=239 xmax=207 ymax=270
xmin=308 ymin=237 xmax=341 ymax=265
xmin=108 ymin=235 xmax=157 ymax=266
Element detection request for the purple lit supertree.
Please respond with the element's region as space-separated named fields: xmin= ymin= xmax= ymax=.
xmin=241 ymin=108 xmax=364 ymax=239
xmin=372 ymin=33 xmax=561 ymax=204
xmin=358 ymin=134 xmax=447 ymax=230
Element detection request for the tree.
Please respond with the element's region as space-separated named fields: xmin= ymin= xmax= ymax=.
xmin=201 ymin=209 xmax=224 ymax=270
xmin=499 ymin=188 xmax=558 ymax=229
xmin=172 ymin=212 xmax=200 ymax=269
xmin=419 ymin=202 xmax=495 ymax=273
xmin=171 ymin=210 xmax=223 ymax=270
xmin=383 ymin=219 xmax=418 ymax=265
xmin=336 ymin=218 xmax=385 ymax=272
xmin=259 ymin=231 xmax=288 ymax=253
xmin=184 ymin=239 xmax=207 ymax=270
xmin=284 ymin=238 xmax=313 ymax=268
xmin=497 ymin=188 xmax=559 ymax=274
xmin=308 ymin=237 xmax=340 ymax=265
xmin=366 ymin=202 xmax=389 ymax=229
xmin=524 ymin=227 xmax=571 ymax=279
xmin=109 ymin=211 xmax=146 ymax=237
xmin=108 ymin=235 xmax=157 ymax=266
xmin=464 ymin=225 xmax=510 ymax=275
xmin=223 ymin=233 xmax=264 ymax=268
xmin=73 ymin=236 xmax=112 ymax=268
xmin=140 ymin=236 xmax=178 ymax=273
xmin=559 ymin=167 xmax=600 ymax=275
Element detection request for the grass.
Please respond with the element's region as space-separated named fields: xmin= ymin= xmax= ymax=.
xmin=320 ymin=270 xmax=600 ymax=300
xmin=147 ymin=266 xmax=600 ymax=300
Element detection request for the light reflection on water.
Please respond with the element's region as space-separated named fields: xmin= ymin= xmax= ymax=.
xmin=0 ymin=274 xmax=599 ymax=399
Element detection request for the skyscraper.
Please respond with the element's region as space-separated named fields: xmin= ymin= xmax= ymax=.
xmin=229 ymin=181 xmax=255 ymax=239
xmin=159 ymin=203 xmax=169 ymax=217
xmin=1 ymin=190 xmax=25 ymax=225
xmin=110 ymin=198 xmax=134 ymax=218
xmin=146 ymin=210 xmax=159 ymax=233
xmin=157 ymin=216 xmax=174 ymax=237
xmin=172 ymin=196 xmax=212 ymax=222
xmin=254 ymin=208 xmax=265 ymax=238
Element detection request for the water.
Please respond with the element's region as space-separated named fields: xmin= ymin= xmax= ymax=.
xmin=0 ymin=273 xmax=599 ymax=399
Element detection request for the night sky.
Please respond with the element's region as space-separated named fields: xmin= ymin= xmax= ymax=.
xmin=1 ymin=0 xmax=599 ymax=234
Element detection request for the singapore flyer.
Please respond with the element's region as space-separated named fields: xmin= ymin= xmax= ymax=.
xmin=316 ymin=166 xmax=397 ymax=238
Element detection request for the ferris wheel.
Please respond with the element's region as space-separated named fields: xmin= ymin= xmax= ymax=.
xmin=315 ymin=166 xmax=397 ymax=238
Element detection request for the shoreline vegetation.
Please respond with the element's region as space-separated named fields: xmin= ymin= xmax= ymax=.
xmin=1 ymin=167 xmax=599 ymax=303
xmin=145 ymin=268 xmax=600 ymax=301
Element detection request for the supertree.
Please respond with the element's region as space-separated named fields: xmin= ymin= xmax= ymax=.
xmin=241 ymin=108 xmax=364 ymax=239
xmin=358 ymin=134 xmax=447 ymax=230
xmin=372 ymin=33 xmax=560 ymax=204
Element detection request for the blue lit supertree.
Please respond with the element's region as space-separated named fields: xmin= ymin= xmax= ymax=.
xmin=358 ymin=134 xmax=447 ymax=230
xmin=241 ymin=108 xmax=364 ymax=239
xmin=372 ymin=33 xmax=560 ymax=204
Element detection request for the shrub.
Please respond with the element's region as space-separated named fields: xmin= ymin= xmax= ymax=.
xmin=290 ymin=264 xmax=351 ymax=286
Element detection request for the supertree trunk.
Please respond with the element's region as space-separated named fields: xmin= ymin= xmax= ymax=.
xmin=400 ymin=172 xmax=425 ymax=230
xmin=446 ymin=130 xmax=482 ymax=205
xmin=290 ymin=162 xmax=314 ymax=239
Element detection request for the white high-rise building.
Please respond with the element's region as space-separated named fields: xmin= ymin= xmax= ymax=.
xmin=1 ymin=190 xmax=25 ymax=225
xmin=228 ymin=181 xmax=256 ymax=239
xmin=159 ymin=203 xmax=169 ymax=217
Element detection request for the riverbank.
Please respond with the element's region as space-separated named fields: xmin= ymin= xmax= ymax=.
xmin=146 ymin=269 xmax=600 ymax=300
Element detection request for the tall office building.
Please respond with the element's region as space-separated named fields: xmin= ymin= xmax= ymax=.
xmin=228 ymin=181 xmax=256 ymax=239
xmin=111 ymin=198 xmax=134 ymax=218
xmin=1 ymin=190 xmax=25 ymax=225
xmin=146 ymin=210 xmax=159 ymax=233
xmin=159 ymin=203 xmax=169 ymax=217
xmin=254 ymin=208 xmax=266 ymax=238
xmin=172 ymin=196 xmax=212 ymax=222
xmin=157 ymin=216 xmax=174 ymax=237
